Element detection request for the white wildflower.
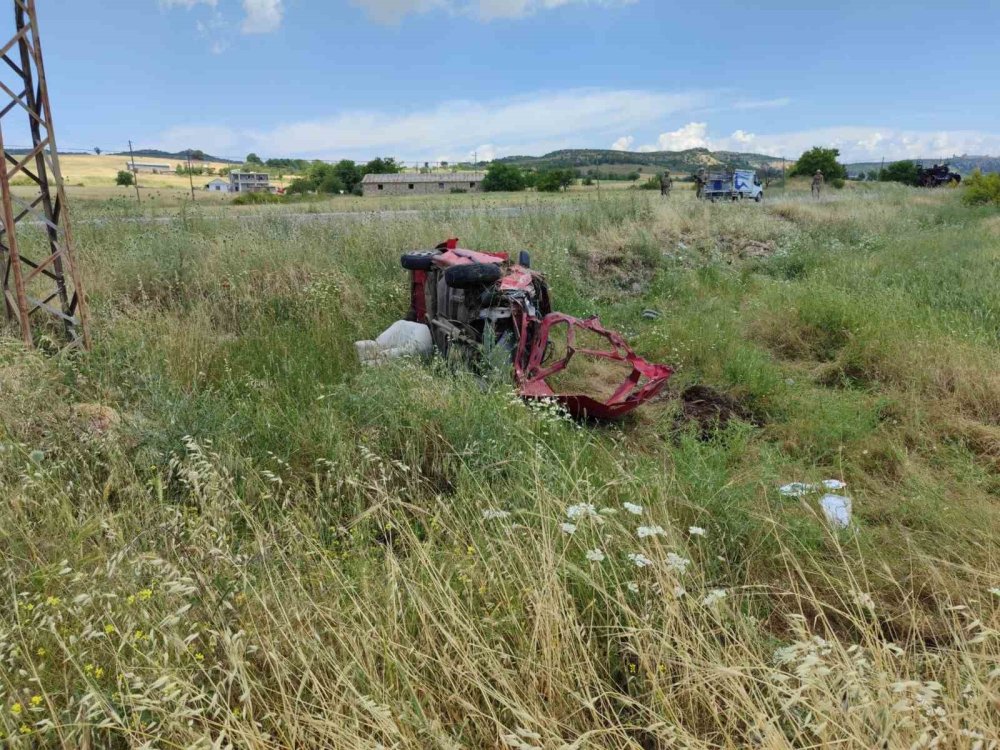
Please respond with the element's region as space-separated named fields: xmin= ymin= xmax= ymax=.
xmin=560 ymin=523 xmax=577 ymax=535
xmin=628 ymin=552 xmax=653 ymax=568
xmin=701 ymin=588 xmax=728 ymax=607
xmin=673 ymin=585 xmax=686 ymax=599
xmin=637 ymin=525 xmax=666 ymax=539
xmin=853 ymin=591 xmax=876 ymax=612
xmin=566 ymin=503 xmax=598 ymax=520
xmin=688 ymin=526 xmax=706 ymax=536
xmin=481 ymin=509 xmax=511 ymax=520
xmin=626 ymin=582 xmax=639 ymax=593
xmin=665 ymin=553 xmax=691 ymax=574
xmin=623 ymin=502 xmax=643 ymax=515
xmin=585 ymin=548 xmax=605 ymax=563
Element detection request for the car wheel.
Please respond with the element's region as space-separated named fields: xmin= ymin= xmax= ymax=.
xmin=401 ymin=250 xmax=440 ymax=271
xmin=755 ymin=192 xmax=763 ymax=203
xmin=444 ymin=262 xmax=503 ymax=289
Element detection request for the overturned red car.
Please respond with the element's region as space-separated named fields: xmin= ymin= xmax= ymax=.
xmin=400 ymin=238 xmax=672 ymax=420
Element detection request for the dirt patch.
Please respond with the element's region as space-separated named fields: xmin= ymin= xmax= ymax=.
xmin=73 ymin=403 xmax=121 ymax=437
xmin=674 ymin=384 xmax=760 ymax=439
xmin=583 ymin=246 xmax=655 ymax=294
xmin=716 ymin=236 xmax=777 ymax=264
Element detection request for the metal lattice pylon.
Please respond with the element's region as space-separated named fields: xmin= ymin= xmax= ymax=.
xmin=0 ymin=0 xmax=89 ymax=349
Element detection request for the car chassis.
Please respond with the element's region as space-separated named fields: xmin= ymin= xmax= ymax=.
xmin=401 ymin=238 xmax=672 ymax=420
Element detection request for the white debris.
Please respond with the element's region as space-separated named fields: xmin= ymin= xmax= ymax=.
xmin=822 ymin=478 xmax=847 ymax=490
xmin=820 ymin=494 xmax=852 ymax=528
xmin=779 ymin=482 xmax=816 ymax=497
xmin=355 ymin=320 xmax=432 ymax=365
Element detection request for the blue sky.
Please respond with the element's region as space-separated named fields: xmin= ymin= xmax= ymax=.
xmin=26 ymin=0 xmax=1000 ymax=162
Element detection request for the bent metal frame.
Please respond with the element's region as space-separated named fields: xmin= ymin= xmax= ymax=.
xmin=0 ymin=0 xmax=89 ymax=349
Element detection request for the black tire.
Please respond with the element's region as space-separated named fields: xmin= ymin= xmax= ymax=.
xmin=444 ymin=262 xmax=502 ymax=289
xmin=401 ymin=250 xmax=440 ymax=271
xmin=518 ymin=250 xmax=531 ymax=268
xmin=755 ymin=192 xmax=763 ymax=203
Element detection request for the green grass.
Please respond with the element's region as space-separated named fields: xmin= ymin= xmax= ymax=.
xmin=1 ymin=184 xmax=998 ymax=747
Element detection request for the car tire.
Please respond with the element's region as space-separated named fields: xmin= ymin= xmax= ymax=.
xmin=755 ymin=192 xmax=763 ymax=203
xmin=401 ymin=250 xmax=440 ymax=271
xmin=444 ymin=262 xmax=502 ymax=289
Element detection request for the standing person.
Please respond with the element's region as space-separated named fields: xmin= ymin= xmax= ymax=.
xmin=660 ymin=170 xmax=672 ymax=198
xmin=811 ymin=169 xmax=824 ymax=198
xmin=694 ymin=169 xmax=706 ymax=199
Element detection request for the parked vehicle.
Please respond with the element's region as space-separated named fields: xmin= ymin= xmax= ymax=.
xmin=399 ymin=239 xmax=673 ymax=420
xmin=700 ymin=169 xmax=764 ymax=202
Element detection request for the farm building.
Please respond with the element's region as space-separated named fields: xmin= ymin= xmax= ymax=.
xmin=126 ymin=162 xmax=172 ymax=174
xmin=362 ymin=172 xmax=484 ymax=196
xmin=204 ymin=178 xmax=229 ymax=192
xmin=229 ymin=171 xmax=271 ymax=193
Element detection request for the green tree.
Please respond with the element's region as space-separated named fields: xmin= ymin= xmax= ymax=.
xmin=363 ymin=157 xmax=400 ymax=175
xmin=189 ymin=149 xmax=206 ymax=161
xmin=246 ymin=153 xmax=263 ymax=165
xmin=878 ymin=160 xmax=921 ymax=186
xmin=116 ymin=170 xmax=134 ymax=186
xmin=788 ymin=147 xmax=847 ymax=180
xmin=332 ymin=160 xmax=362 ymax=193
xmin=482 ymin=163 xmax=526 ymax=192
xmin=535 ymin=169 xmax=575 ymax=192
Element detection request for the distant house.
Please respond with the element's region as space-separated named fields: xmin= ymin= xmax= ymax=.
xmin=204 ymin=178 xmax=229 ymax=192
xmin=229 ymin=171 xmax=270 ymax=193
xmin=126 ymin=162 xmax=172 ymax=174
xmin=361 ymin=172 xmax=484 ymax=197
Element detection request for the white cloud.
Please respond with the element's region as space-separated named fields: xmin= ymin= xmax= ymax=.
xmin=611 ymin=135 xmax=634 ymax=151
xmin=644 ymin=122 xmax=709 ymax=151
xmin=158 ymin=88 xmax=708 ymax=161
xmin=241 ymin=0 xmax=283 ymax=32
xmin=706 ymin=125 xmax=1000 ymax=161
xmin=732 ymin=97 xmax=791 ymax=110
xmin=351 ymin=0 xmax=634 ymax=24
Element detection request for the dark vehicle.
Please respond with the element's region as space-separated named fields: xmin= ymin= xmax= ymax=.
xmin=917 ymin=163 xmax=961 ymax=187
xmin=400 ymin=238 xmax=672 ymax=420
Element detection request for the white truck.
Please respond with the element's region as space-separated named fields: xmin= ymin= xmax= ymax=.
xmin=701 ymin=169 xmax=764 ymax=202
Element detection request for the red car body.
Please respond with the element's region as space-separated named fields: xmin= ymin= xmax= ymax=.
xmin=403 ymin=238 xmax=672 ymax=420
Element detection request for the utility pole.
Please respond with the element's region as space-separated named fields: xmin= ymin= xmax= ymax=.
xmin=186 ymin=148 xmax=195 ymax=201
xmin=0 ymin=0 xmax=90 ymax=348
xmin=128 ymin=139 xmax=141 ymax=204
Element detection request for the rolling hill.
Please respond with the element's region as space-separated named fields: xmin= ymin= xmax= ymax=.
xmin=846 ymin=155 xmax=1000 ymax=176
xmin=496 ymin=147 xmax=782 ymax=174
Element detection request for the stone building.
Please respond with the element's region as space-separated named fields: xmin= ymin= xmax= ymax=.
xmin=362 ymin=172 xmax=484 ymax=196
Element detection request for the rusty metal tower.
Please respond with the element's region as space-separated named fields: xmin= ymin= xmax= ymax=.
xmin=0 ymin=0 xmax=89 ymax=349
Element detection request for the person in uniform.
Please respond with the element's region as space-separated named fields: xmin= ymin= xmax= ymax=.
xmin=660 ymin=170 xmax=672 ymax=197
xmin=694 ymin=169 xmax=706 ymax=199
xmin=811 ymin=169 xmax=824 ymax=198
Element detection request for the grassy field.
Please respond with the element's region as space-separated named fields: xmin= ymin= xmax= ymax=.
xmin=1 ymin=183 xmax=999 ymax=747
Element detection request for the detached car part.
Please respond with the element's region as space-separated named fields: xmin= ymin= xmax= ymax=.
xmin=399 ymin=238 xmax=672 ymax=420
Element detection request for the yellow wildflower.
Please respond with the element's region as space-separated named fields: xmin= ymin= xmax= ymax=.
xmin=10 ymin=703 xmax=22 ymax=715
xmin=104 ymin=623 xmax=116 ymax=635
xmin=138 ymin=589 xmax=153 ymax=601
xmin=29 ymin=695 xmax=42 ymax=707
xmin=18 ymin=724 xmax=30 ymax=735
xmin=126 ymin=595 xmax=135 ymax=605
xmin=133 ymin=629 xmax=145 ymax=641
xmin=194 ymin=652 xmax=205 ymax=662
xmin=84 ymin=663 xmax=94 ymax=674
xmin=36 ymin=647 xmax=46 ymax=657
xmin=24 ymin=603 xmax=34 ymax=612
xmin=45 ymin=596 xmax=60 ymax=607
xmin=94 ymin=667 xmax=105 ymax=679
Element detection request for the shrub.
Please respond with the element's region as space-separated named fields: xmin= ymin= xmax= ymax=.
xmin=449 ymin=188 xmax=467 ymax=194
xmin=961 ymin=169 xmax=1000 ymax=206
xmin=535 ymin=169 xmax=575 ymax=192
xmin=639 ymin=175 xmax=661 ymax=190
xmin=115 ymin=170 xmax=134 ymax=186
xmin=232 ymin=192 xmax=285 ymax=205
xmin=830 ymin=177 xmax=845 ymax=190
xmin=878 ymin=160 xmax=921 ymax=186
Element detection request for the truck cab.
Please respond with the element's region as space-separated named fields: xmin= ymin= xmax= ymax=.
xmin=733 ymin=169 xmax=764 ymax=201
